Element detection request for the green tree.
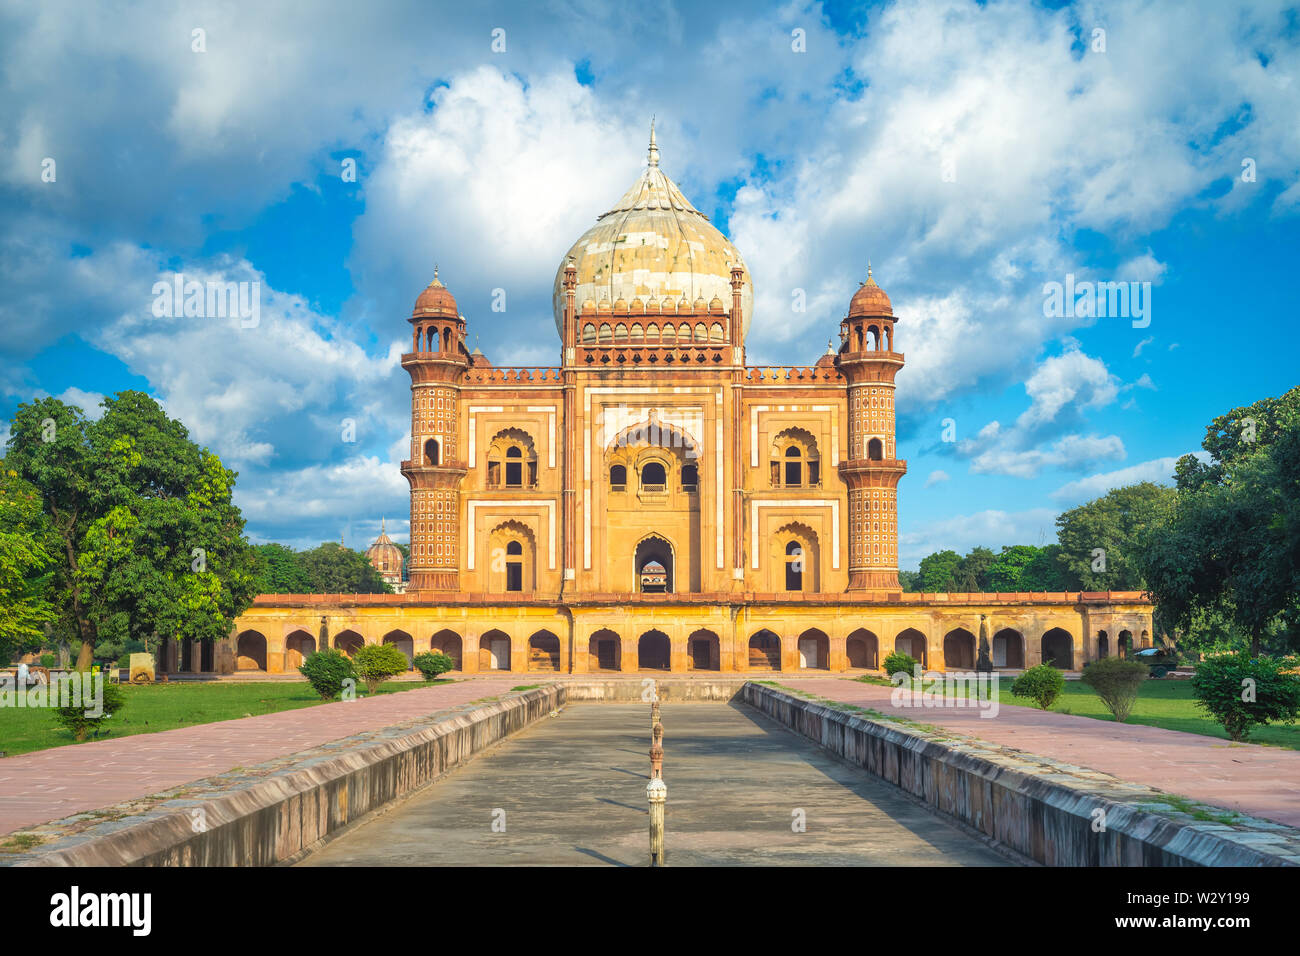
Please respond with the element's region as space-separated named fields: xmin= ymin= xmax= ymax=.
xmin=0 ymin=464 xmax=56 ymax=662
xmin=986 ymin=545 xmax=1041 ymax=591
xmin=917 ymin=549 xmax=961 ymax=592
xmin=298 ymin=541 xmax=391 ymax=594
xmin=1189 ymin=653 xmax=1300 ymax=741
xmin=1056 ymin=482 xmax=1175 ymax=590
xmin=1136 ymin=387 xmax=1300 ymax=656
xmin=954 ymin=546 xmax=995 ymax=592
xmin=252 ymin=543 xmax=311 ymax=594
xmin=1021 ymin=543 xmax=1074 ymax=591
xmin=5 ymin=392 xmax=260 ymax=670
xmin=352 ymin=642 xmax=409 ymax=693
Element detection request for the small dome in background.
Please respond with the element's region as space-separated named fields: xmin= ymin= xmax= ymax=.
xmin=365 ymin=519 xmax=405 ymax=592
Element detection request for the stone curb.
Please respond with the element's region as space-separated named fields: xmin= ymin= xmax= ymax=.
xmin=743 ymin=683 xmax=1300 ymax=867
xmin=3 ymin=685 xmax=564 ymax=867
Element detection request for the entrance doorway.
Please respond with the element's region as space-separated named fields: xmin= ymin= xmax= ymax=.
xmin=638 ymin=630 xmax=671 ymax=670
xmin=634 ymin=535 xmax=674 ymax=593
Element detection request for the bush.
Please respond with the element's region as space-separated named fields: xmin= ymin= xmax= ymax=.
xmin=413 ymin=651 xmax=455 ymax=681
xmin=39 ymin=653 xmax=56 ymax=669
xmin=1080 ymin=656 xmax=1149 ymax=722
xmin=299 ymin=649 xmax=356 ymax=701
xmin=1190 ymin=653 xmax=1300 ymax=742
xmin=1011 ymin=663 xmax=1065 ymax=710
xmin=352 ymin=643 xmax=410 ymax=694
xmin=883 ymin=651 xmax=919 ymax=682
xmin=52 ymin=679 xmax=126 ymax=743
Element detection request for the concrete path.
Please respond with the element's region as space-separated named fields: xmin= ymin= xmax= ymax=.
xmin=0 ymin=680 xmax=517 ymax=836
xmin=782 ymin=677 xmax=1300 ymax=827
xmin=300 ymin=702 xmax=1011 ymax=866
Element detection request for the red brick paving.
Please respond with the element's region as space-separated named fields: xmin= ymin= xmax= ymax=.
xmin=784 ymin=677 xmax=1300 ymax=827
xmin=0 ymin=680 xmax=517 ymax=836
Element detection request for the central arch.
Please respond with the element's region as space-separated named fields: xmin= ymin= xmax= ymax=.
xmin=334 ymin=630 xmax=364 ymax=658
xmin=943 ymin=628 xmax=975 ymax=670
xmin=992 ymin=628 xmax=1025 ymax=668
xmin=285 ymin=629 xmax=315 ymax=670
xmin=1041 ymin=628 xmax=1074 ymax=669
xmin=797 ymin=628 xmax=830 ymax=669
xmin=748 ymin=630 xmax=782 ymax=670
xmin=589 ymin=628 xmax=622 ymax=671
xmin=528 ymin=630 xmax=561 ymax=672
xmin=382 ymin=630 xmax=414 ymax=669
xmin=479 ymin=629 xmax=512 ymax=671
xmin=894 ymin=628 xmax=928 ymax=669
xmin=638 ymin=629 xmax=671 ymax=670
xmin=235 ymin=630 xmax=267 ymax=671
xmin=687 ymin=629 xmax=719 ymax=671
xmin=635 ymin=534 xmax=674 ymax=594
xmin=431 ymin=629 xmax=462 ymax=670
xmin=846 ymin=629 xmax=879 ymax=669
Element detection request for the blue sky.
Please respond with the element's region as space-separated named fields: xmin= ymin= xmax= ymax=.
xmin=1 ymin=0 xmax=1297 ymax=568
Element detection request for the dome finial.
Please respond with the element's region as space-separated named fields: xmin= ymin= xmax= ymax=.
xmin=381 ymin=516 xmax=386 ymax=534
xmin=867 ymin=260 xmax=872 ymax=282
xmin=648 ymin=116 xmax=659 ymax=168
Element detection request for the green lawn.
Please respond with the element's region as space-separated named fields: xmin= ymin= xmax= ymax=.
xmin=857 ymin=674 xmax=1300 ymax=750
xmin=0 ymin=678 xmax=454 ymax=757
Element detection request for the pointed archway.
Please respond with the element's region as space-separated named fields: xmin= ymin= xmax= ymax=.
xmin=634 ymin=534 xmax=674 ymax=593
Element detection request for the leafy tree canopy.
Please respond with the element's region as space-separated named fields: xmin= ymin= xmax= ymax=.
xmin=0 ymin=463 xmax=57 ymax=662
xmin=1135 ymin=386 xmax=1300 ymax=655
xmin=1055 ymin=482 xmax=1175 ymax=591
xmin=296 ymin=542 xmax=391 ymax=594
xmin=917 ymin=549 xmax=961 ymax=592
xmin=5 ymin=391 xmax=260 ymax=669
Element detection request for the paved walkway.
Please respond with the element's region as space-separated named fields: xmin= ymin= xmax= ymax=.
xmin=782 ymin=677 xmax=1300 ymax=827
xmin=301 ymin=702 xmax=1010 ymax=866
xmin=0 ymin=680 xmax=517 ymax=836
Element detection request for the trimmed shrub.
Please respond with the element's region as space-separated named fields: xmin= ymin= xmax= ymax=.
xmin=299 ymin=649 xmax=356 ymax=701
xmin=413 ymin=651 xmax=455 ymax=682
xmin=353 ymin=643 xmax=410 ymax=694
xmin=1081 ymin=655 xmax=1149 ymax=722
xmin=53 ymin=680 xmax=126 ymax=743
xmin=883 ymin=651 xmax=919 ymax=683
xmin=1190 ymin=653 xmax=1300 ymax=742
xmin=1011 ymin=663 xmax=1065 ymax=710
xmin=39 ymin=653 xmax=56 ymax=669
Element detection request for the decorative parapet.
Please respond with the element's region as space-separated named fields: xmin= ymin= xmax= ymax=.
xmin=462 ymin=367 xmax=563 ymax=385
xmin=744 ymin=366 xmax=845 ymax=384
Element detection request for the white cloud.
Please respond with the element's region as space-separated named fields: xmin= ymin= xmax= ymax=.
xmin=1016 ymin=345 xmax=1120 ymax=431
xmin=923 ymin=469 xmax=951 ymax=487
xmin=1051 ymin=457 xmax=1174 ymax=502
xmin=238 ymin=454 xmax=410 ymax=548
xmin=899 ymin=507 xmax=1059 ymax=569
xmin=953 ymin=344 xmax=1125 ymax=477
xmin=4 ymin=0 xmax=1299 ymax=549
xmin=1050 ymin=451 xmax=1209 ymax=504
xmin=54 ymin=387 xmax=106 ymax=420
xmin=968 ymin=432 xmax=1126 ymax=479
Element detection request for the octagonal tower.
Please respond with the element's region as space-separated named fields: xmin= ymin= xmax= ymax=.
xmin=401 ymin=271 xmax=469 ymax=591
xmin=838 ymin=268 xmax=907 ymax=591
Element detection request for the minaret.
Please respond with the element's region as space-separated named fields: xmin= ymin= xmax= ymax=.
xmin=838 ymin=266 xmax=906 ymax=591
xmin=401 ymin=269 xmax=469 ymax=591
